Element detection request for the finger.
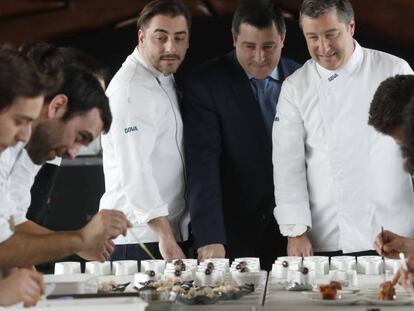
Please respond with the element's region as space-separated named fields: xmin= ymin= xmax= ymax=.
xmin=392 ymin=270 xmax=401 ymax=285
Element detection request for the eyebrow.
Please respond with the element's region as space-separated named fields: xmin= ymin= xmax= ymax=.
xmin=305 ymin=28 xmax=338 ymax=36
xmin=16 ymin=115 xmax=35 ymax=122
xmin=241 ymin=41 xmax=275 ymax=45
xmin=153 ymin=29 xmax=188 ymax=35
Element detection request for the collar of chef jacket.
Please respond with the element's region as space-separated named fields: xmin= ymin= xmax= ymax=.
xmin=134 ymin=48 xmax=175 ymax=87
xmin=315 ymin=40 xmax=363 ymax=83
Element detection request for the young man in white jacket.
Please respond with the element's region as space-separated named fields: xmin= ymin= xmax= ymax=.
xmin=100 ymin=0 xmax=191 ymax=261
xmin=0 ymin=47 xmax=46 ymax=308
xmin=272 ymin=0 xmax=414 ymax=257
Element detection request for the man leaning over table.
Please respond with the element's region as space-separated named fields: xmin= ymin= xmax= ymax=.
xmin=0 ymin=47 xmax=48 ymax=307
xmin=273 ymin=0 xmax=414 ymax=257
xmin=100 ymin=0 xmax=191 ymax=262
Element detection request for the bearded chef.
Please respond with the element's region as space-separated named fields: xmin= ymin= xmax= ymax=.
xmin=272 ymin=0 xmax=414 ymax=257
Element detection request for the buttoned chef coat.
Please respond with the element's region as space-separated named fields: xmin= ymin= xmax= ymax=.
xmin=100 ymin=48 xmax=188 ymax=244
xmin=273 ymin=42 xmax=414 ymax=253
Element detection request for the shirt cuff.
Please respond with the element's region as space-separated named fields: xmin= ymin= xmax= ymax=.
xmin=279 ymin=224 xmax=308 ymax=237
xmin=134 ymin=204 xmax=169 ymax=224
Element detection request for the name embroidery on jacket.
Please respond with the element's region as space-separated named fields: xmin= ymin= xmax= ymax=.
xmin=124 ymin=126 xmax=138 ymax=134
xmin=328 ymin=73 xmax=338 ymax=82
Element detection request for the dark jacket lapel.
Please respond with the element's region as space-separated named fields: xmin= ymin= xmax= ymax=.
xmin=226 ymin=51 xmax=271 ymax=149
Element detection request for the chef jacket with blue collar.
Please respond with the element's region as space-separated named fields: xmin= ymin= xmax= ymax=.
xmin=273 ymin=42 xmax=414 ymax=253
xmin=99 ymin=48 xmax=188 ymax=244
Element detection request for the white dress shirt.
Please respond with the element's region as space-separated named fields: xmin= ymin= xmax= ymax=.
xmin=273 ymin=42 xmax=414 ymax=252
xmin=100 ymin=48 xmax=188 ymax=244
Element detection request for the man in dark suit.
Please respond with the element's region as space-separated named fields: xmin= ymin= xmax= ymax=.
xmin=183 ymin=0 xmax=301 ymax=270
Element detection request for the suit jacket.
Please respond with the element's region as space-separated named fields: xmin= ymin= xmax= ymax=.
xmin=183 ymin=51 xmax=301 ymax=268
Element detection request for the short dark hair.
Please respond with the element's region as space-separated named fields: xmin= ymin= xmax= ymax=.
xmin=137 ymin=0 xmax=191 ymax=31
xmin=20 ymin=42 xmax=107 ymax=93
xmin=299 ymin=0 xmax=354 ymax=27
xmin=0 ymin=47 xmax=48 ymax=111
xmin=232 ymin=0 xmax=286 ymax=35
xmin=402 ymin=96 xmax=414 ymax=174
xmin=368 ymin=75 xmax=414 ymax=135
xmin=59 ymin=65 xmax=112 ymax=133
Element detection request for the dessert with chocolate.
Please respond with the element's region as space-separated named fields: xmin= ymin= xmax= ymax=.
xmin=379 ymin=281 xmax=396 ymax=300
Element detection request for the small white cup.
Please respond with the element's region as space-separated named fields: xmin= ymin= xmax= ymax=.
xmin=140 ymin=259 xmax=166 ymax=274
xmin=357 ymin=256 xmax=383 ymax=274
xmin=54 ymin=261 xmax=81 ymax=275
xmin=329 ymin=270 xmax=347 ymax=282
xmin=346 ymin=269 xmax=358 ymax=287
xmin=85 ymin=261 xmax=111 ymax=276
xmin=303 ymin=256 xmax=329 ymax=275
xmin=330 ymin=256 xmax=356 ymax=271
xmin=112 ymin=260 xmax=138 ymax=276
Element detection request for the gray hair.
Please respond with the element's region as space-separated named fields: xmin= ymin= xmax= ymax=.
xmin=299 ymin=0 xmax=354 ymax=27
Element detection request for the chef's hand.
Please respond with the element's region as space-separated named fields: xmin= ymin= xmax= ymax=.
xmin=0 ymin=268 xmax=44 ymax=307
xmin=287 ymin=233 xmax=313 ymax=256
xmin=374 ymin=230 xmax=414 ymax=259
xmin=197 ymin=244 xmax=225 ymax=262
xmin=78 ymin=210 xmax=129 ymax=256
xmin=147 ymin=216 xmax=185 ymax=262
xmin=78 ymin=240 xmax=115 ymax=261
xmin=392 ymin=257 xmax=414 ymax=293
xmin=159 ymin=236 xmax=186 ymax=262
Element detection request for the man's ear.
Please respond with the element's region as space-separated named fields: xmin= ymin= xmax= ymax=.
xmin=232 ymin=31 xmax=238 ymax=48
xmin=47 ymin=94 xmax=68 ymax=119
xmin=138 ymin=29 xmax=145 ymax=46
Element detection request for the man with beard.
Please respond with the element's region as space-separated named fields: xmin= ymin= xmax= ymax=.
xmin=0 ymin=64 xmax=130 ymax=268
xmin=367 ymin=75 xmax=414 ymax=258
xmin=0 ymin=47 xmax=47 ymax=307
xmin=99 ymin=0 xmax=191 ymax=261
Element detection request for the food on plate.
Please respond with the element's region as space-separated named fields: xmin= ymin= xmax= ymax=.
xmin=329 ymin=280 xmax=342 ymax=290
xmin=379 ymin=281 xmax=396 ymax=300
xmin=319 ymin=281 xmax=342 ymax=300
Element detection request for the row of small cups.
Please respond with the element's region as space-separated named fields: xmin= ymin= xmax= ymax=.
xmin=55 ymin=259 xmax=167 ymax=276
xmin=272 ymin=255 xmax=402 ymax=278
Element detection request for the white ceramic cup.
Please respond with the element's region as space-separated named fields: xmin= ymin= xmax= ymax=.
xmin=140 ymin=259 xmax=166 ymax=274
xmin=85 ymin=261 xmax=111 ymax=276
xmin=112 ymin=260 xmax=138 ymax=276
xmin=303 ymin=256 xmax=329 ymax=275
xmin=329 ymin=269 xmax=347 ymax=282
xmin=346 ymin=269 xmax=358 ymax=287
xmin=54 ymin=261 xmax=81 ymax=275
xmin=330 ymin=256 xmax=356 ymax=271
xmin=358 ymin=256 xmax=383 ymax=275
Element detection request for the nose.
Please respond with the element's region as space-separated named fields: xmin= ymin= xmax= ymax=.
xmin=318 ymin=37 xmax=331 ymax=54
xmin=66 ymin=144 xmax=81 ymax=160
xmin=253 ymin=48 xmax=265 ymax=63
xmin=16 ymin=124 xmax=32 ymax=143
xmin=165 ymin=38 xmax=177 ymax=54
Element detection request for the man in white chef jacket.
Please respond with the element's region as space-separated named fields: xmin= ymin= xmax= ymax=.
xmin=0 ymin=65 xmax=130 ymax=268
xmin=0 ymin=47 xmax=46 ymax=307
xmin=99 ymin=0 xmax=191 ymax=261
xmin=272 ymin=0 xmax=414 ymax=256
xmin=367 ymin=75 xmax=414 ymax=259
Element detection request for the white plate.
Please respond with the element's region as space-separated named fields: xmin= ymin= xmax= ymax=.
xmin=365 ymin=294 xmax=414 ymax=305
xmin=305 ymin=292 xmax=360 ymax=305
xmin=311 ymin=287 xmax=361 ymax=294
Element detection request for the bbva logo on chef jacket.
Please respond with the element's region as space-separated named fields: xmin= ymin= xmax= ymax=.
xmin=124 ymin=126 xmax=138 ymax=134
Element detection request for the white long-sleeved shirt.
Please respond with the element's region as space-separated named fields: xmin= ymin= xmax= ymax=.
xmin=0 ymin=142 xmax=62 ymax=243
xmin=0 ymin=143 xmax=40 ymax=242
xmin=273 ymin=42 xmax=414 ymax=253
xmin=99 ymin=48 xmax=188 ymax=244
